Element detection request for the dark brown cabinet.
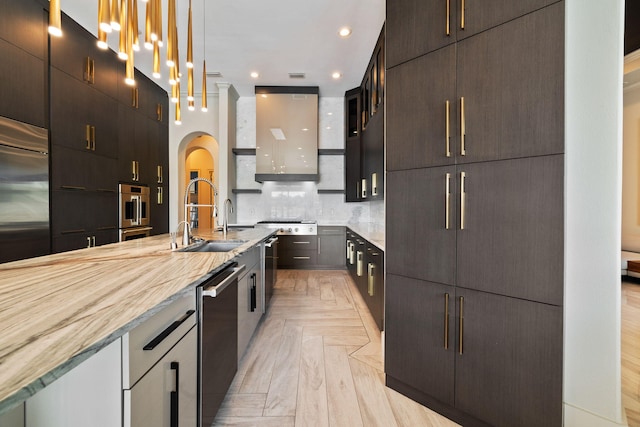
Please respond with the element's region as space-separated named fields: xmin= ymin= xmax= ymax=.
xmin=386 ymin=167 xmax=457 ymax=286
xmin=387 ymin=4 xmax=564 ymax=172
xmin=346 ymin=229 xmax=385 ymax=331
xmin=386 ymin=276 xmax=563 ymax=427
xmin=385 ymin=1 xmax=564 ymax=426
xmin=386 ymin=0 xmax=559 ymax=68
xmin=344 ymin=26 xmax=384 ymax=202
xmin=317 ymin=226 xmax=346 ymax=268
xmin=277 ymin=235 xmax=318 ymax=268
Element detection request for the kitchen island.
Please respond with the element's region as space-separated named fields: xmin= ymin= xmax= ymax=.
xmin=0 ymin=227 xmax=274 ymax=415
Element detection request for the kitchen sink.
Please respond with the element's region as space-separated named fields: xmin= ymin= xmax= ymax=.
xmin=178 ymin=240 xmax=248 ymax=253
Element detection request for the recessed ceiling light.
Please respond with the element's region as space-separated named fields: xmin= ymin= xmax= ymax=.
xmin=332 ymin=72 xmax=342 ymax=79
xmin=339 ymin=27 xmax=352 ymax=38
xmin=302 ymin=128 xmax=309 ymax=132
xmin=327 ymin=112 xmax=333 ymax=116
xmin=326 ymin=126 xmax=332 ymax=130
xmin=251 ymin=72 xmax=259 ymax=78
xmin=261 ymin=94 xmax=268 ymax=98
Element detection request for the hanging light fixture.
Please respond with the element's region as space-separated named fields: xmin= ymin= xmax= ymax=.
xmin=155 ymin=0 xmax=163 ymax=47
xmin=97 ymin=27 xmax=109 ymax=49
xmin=118 ymin=0 xmax=128 ymax=60
xmin=48 ymin=0 xmax=62 ymax=37
xmin=111 ymin=0 xmax=121 ymax=31
xmin=131 ymin=0 xmax=140 ymax=52
xmin=152 ymin=40 xmax=161 ymax=78
xmin=144 ymin=0 xmax=153 ymax=49
xmin=124 ymin=0 xmax=135 ymax=85
xmin=166 ymin=0 xmax=175 ymax=67
xmin=171 ymin=81 xmax=179 ymax=103
xmin=187 ymin=66 xmax=194 ymax=102
xmin=186 ymin=0 xmax=193 ymax=69
xmin=168 ymin=63 xmax=177 ymax=86
xmin=201 ymin=60 xmax=208 ymax=112
xmin=188 ymin=99 xmax=195 ymax=111
xmin=97 ymin=0 xmax=109 ymax=48
xmin=175 ymin=83 xmax=182 ymax=125
xmin=99 ymin=0 xmax=112 ymax=33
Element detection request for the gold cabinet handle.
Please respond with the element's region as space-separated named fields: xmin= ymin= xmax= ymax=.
xmin=460 ymin=171 xmax=466 ymax=230
xmin=87 ymin=236 xmax=92 ymax=248
xmin=445 ymin=100 xmax=451 ymax=157
xmin=349 ymin=242 xmax=356 ymax=264
xmin=361 ymin=178 xmax=368 ymax=199
xmin=91 ymin=126 xmax=96 ymax=151
xmin=459 ymin=296 xmax=464 ymax=354
xmin=157 ymin=103 xmax=163 ymax=121
xmin=445 ymin=173 xmax=451 ymax=230
xmin=446 ymin=0 xmax=451 ymax=35
xmin=346 ymin=239 xmax=352 ymax=259
xmin=84 ymin=57 xmax=95 ymax=84
xmin=372 ymin=173 xmax=378 ymax=196
xmin=368 ymin=263 xmax=375 ymax=296
xmin=460 ymin=97 xmax=466 ymax=156
xmin=85 ymin=124 xmax=92 ymax=150
xmin=444 ymin=293 xmax=450 ymax=349
xmin=157 ymin=186 xmax=163 ymax=204
xmin=461 ymin=0 xmax=465 ymax=30
xmin=132 ymin=87 xmax=139 ymax=108
xmin=293 ymin=256 xmax=310 ymax=260
xmin=157 ymin=165 xmax=163 ymax=183
xmin=356 ymin=251 xmax=364 ymax=276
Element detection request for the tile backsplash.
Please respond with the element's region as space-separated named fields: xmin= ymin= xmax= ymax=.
xmin=233 ymin=95 xmax=383 ymax=231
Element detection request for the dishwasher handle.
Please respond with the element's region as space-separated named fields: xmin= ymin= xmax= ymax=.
xmin=265 ymin=237 xmax=278 ymax=248
xmin=202 ymin=264 xmax=246 ymax=297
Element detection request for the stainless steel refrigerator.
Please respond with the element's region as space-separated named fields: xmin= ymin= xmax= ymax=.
xmin=0 ymin=116 xmax=50 ymax=263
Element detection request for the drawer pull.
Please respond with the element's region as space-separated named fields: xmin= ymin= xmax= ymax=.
xmin=143 ymin=309 xmax=195 ymax=351
xmin=293 ymin=241 xmax=310 ymax=244
xmin=444 ymin=293 xmax=450 ymax=349
xmin=293 ymin=256 xmax=310 ymax=260
xmin=170 ymin=362 xmax=179 ymax=427
xmin=445 ymin=100 xmax=451 ymax=157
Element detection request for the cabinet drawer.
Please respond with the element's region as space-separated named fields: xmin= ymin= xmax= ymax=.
xmin=122 ymin=291 xmax=196 ymax=388
xmin=278 ymin=235 xmax=318 ymax=251
xmin=279 ymin=249 xmax=318 ymax=268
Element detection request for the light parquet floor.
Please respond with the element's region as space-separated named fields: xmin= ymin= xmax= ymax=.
xmin=623 ymin=280 xmax=640 ymax=427
xmin=213 ymin=269 xmax=460 ymax=427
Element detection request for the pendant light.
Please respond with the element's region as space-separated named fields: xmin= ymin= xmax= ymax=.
xmin=166 ymin=0 xmax=175 ymax=67
xmin=118 ymin=0 xmax=128 ymax=60
xmin=186 ymin=0 xmax=193 ymax=69
xmin=188 ymin=99 xmax=195 ymax=111
xmin=187 ymin=66 xmax=194 ymax=102
xmin=124 ymin=0 xmax=135 ymax=85
xmin=171 ymin=81 xmax=179 ymax=103
xmin=152 ymin=40 xmax=161 ymax=78
xmin=154 ymin=0 xmax=163 ymax=47
xmin=99 ymin=0 xmax=112 ymax=33
xmin=111 ymin=0 xmax=121 ymax=32
xmin=132 ymin=0 xmax=140 ymax=52
xmin=201 ymin=0 xmax=208 ymax=112
xmin=201 ymin=60 xmax=208 ymax=112
xmin=175 ymin=83 xmax=182 ymax=125
xmin=48 ymin=0 xmax=62 ymax=37
xmin=144 ymin=0 xmax=153 ymax=49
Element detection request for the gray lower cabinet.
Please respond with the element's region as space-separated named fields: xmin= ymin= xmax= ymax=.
xmin=318 ymin=226 xmax=346 ymax=268
xmin=236 ymin=244 xmax=263 ymax=360
xmin=124 ymin=327 xmax=197 ymax=427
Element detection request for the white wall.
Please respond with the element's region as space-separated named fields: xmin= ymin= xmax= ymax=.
xmin=564 ymin=1 xmax=625 ymax=425
xmin=623 ymin=85 xmax=640 ymax=251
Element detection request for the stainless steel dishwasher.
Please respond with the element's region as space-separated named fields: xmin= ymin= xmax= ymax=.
xmin=197 ymin=262 xmax=245 ymax=427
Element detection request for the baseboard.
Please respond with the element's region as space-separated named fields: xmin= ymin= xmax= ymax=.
xmin=563 ymin=403 xmax=628 ymax=427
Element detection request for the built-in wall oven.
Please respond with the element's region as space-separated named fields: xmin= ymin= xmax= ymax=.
xmin=119 ymin=184 xmax=152 ymax=241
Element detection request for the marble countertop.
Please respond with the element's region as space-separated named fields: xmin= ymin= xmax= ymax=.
xmin=0 ymin=227 xmax=274 ymax=414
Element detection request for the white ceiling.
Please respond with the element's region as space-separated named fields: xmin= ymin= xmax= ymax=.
xmin=59 ymin=0 xmax=386 ymax=97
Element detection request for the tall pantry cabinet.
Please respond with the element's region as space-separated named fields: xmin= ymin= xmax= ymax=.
xmin=384 ymin=2 xmax=564 ymax=427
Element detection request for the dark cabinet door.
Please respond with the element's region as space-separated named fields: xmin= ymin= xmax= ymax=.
xmin=0 ymin=0 xmax=47 ymax=60
xmin=385 ymin=274 xmax=455 ymax=406
xmin=51 ymin=145 xmax=117 ymax=192
xmin=365 ymin=244 xmax=384 ymax=330
xmin=318 ymin=227 xmax=346 ymax=268
xmin=50 ymin=13 xmax=119 ymax=98
xmin=361 ymin=104 xmax=384 ymax=200
xmin=456 ymin=155 xmax=563 ymax=306
xmin=454 ymin=288 xmax=562 ymax=427
xmin=386 ymin=45 xmax=456 ymax=171
xmin=0 ymin=38 xmax=47 ymax=128
xmin=386 ymin=167 xmax=456 ymax=286
xmin=456 ymin=3 xmax=564 ymax=164
xmin=386 ymin=0 xmax=457 ymax=68
xmin=456 ymin=0 xmax=559 ymax=41
xmin=344 ymin=88 xmax=362 ymax=202
xmin=50 ymin=68 xmax=118 ymax=159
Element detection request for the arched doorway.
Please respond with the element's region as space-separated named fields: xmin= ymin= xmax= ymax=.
xmin=177 ymin=133 xmax=219 ymax=229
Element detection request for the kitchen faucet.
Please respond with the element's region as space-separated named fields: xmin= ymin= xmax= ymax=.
xmin=223 ymin=198 xmax=234 ymax=237
xmin=182 ymin=177 xmax=218 ymax=246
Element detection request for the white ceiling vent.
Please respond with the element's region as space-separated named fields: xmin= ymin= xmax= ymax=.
xmin=206 ymin=71 xmax=223 ymax=78
xmin=288 ymin=72 xmax=306 ymax=79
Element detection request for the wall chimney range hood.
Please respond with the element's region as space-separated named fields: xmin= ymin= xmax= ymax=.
xmin=255 ymin=86 xmax=319 ymax=182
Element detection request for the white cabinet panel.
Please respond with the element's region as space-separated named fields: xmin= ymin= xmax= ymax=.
xmin=26 ymin=339 xmax=122 ymax=427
